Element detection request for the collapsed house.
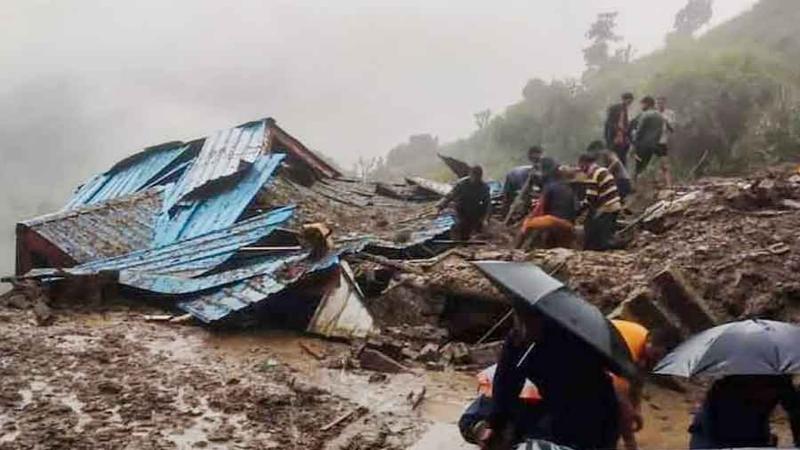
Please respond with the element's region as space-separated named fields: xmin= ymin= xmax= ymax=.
xmin=9 ymin=118 xmax=476 ymax=340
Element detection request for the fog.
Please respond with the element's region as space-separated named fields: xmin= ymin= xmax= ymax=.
xmin=0 ymin=0 xmax=756 ymax=276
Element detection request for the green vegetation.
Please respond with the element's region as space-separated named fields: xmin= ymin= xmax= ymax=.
xmin=377 ymin=0 xmax=800 ymax=181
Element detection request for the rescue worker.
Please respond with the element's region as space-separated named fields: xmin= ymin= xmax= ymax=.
xmin=515 ymin=158 xmax=577 ymax=250
xmin=484 ymin=309 xmax=621 ymax=450
xmin=587 ymin=140 xmax=632 ymax=202
xmin=438 ymin=165 xmax=491 ymax=240
xmin=578 ymin=153 xmax=623 ymax=251
xmin=605 ymin=92 xmax=635 ymax=167
xmin=631 ymin=96 xmax=665 ymax=182
xmin=689 ymin=375 xmax=800 ymax=449
xmin=503 ymin=146 xmax=545 ymax=219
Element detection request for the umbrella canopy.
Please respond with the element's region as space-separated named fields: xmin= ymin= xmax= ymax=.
xmin=474 ymin=261 xmax=638 ymax=380
xmin=654 ymin=319 xmax=800 ymax=378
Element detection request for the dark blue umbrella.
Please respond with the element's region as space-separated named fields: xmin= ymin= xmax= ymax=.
xmin=654 ymin=319 xmax=800 ymax=378
xmin=474 ymin=261 xmax=638 ymax=380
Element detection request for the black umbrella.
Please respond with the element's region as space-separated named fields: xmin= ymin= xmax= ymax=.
xmin=653 ymin=319 xmax=800 ymax=378
xmin=474 ymin=261 xmax=638 ymax=380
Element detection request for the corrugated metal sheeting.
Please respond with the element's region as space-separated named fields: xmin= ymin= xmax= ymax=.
xmin=21 ymin=187 xmax=165 ymax=264
xmin=164 ymin=120 xmax=267 ymax=211
xmin=65 ymin=143 xmax=189 ymax=210
xmin=27 ymin=205 xmax=295 ymax=280
xmin=307 ymin=262 xmax=377 ymax=339
xmin=154 ymin=154 xmax=285 ymax=247
xmin=178 ymin=252 xmax=341 ymax=323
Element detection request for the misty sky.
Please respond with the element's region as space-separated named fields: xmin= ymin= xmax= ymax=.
xmin=1 ymin=0 xmax=757 ymax=174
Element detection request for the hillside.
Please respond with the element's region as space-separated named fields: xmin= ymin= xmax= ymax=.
xmin=378 ymin=0 xmax=800 ymax=181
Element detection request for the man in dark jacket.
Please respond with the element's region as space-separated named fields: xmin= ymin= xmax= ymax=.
xmin=515 ymin=158 xmax=577 ymax=250
xmin=689 ymin=375 xmax=800 ymax=449
xmin=605 ymin=92 xmax=635 ymax=167
xmin=438 ymin=165 xmax=491 ymax=240
xmin=483 ymin=309 xmax=621 ymax=450
xmin=632 ymin=96 xmax=666 ymax=182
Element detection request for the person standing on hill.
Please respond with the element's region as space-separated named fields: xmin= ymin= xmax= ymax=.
xmin=438 ymin=165 xmax=491 ymax=240
xmin=631 ymin=96 xmax=665 ymax=183
xmin=605 ymin=92 xmax=635 ymax=167
xmin=656 ymin=96 xmax=676 ymax=187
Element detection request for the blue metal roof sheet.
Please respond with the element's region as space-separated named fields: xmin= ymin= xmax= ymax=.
xmin=154 ymin=153 xmax=285 ymax=247
xmin=366 ymin=214 xmax=455 ymax=250
xmin=65 ymin=144 xmax=189 ymax=210
xmin=177 ymin=253 xmax=341 ymax=323
xmin=26 ymin=205 xmax=295 ymax=280
xmin=21 ymin=188 xmax=165 ymax=264
xmin=23 ymin=205 xmax=295 ymax=283
xmin=164 ymin=120 xmax=267 ymax=211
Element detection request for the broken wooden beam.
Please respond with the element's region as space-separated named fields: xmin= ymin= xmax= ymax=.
xmin=353 ymin=253 xmax=426 ymax=276
xmin=358 ymin=348 xmax=410 ymax=373
xmin=651 ymin=267 xmax=718 ymax=334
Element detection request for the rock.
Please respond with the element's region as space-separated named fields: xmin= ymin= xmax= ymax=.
xmin=415 ymin=343 xmax=440 ymax=363
xmin=651 ymin=267 xmax=718 ymax=333
xmin=6 ymin=294 xmax=30 ymax=310
xmin=440 ymin=342 xmax=470 ymax=365
xmin=358 ymin=348 xmax=409 ymax=373
xmin=368 ymin=373 xmax=388 ymax=383
xmin=781 ymin=199 xmax=800 ymax=210
xmin=32 ymin=299 xmax=54 ymax=326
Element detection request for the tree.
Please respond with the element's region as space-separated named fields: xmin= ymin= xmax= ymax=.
xmin=474 ymin=109 xmax=492 ymax=130
xmin=583 ymin=12 xmax=622 ymax=72
xmin=670 ymin=0 xmax=714 ymax=41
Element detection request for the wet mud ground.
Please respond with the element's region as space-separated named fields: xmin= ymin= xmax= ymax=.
xmin=0 ymin=303 xmax=793 ymax=450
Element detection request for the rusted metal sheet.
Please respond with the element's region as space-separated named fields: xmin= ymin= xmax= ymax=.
xmin=307 ymin=261 xmax=378 ymax=339
xmin=19 ymin=187 xmax=164 ymax=266
xmin=65 ymin=142 xmax=189 ymax=210
xmin=165 ymin=120 xmax=268 ymax=210
xmin=405 ymin=177 xmax=453 ymax=197
xmin=154 ymin=154 xmax=285 ymax=247
xmin=177 ymin=252 xmax=341 ymax=323
xmin=438 ymin=153 xmax=471 ymax=178
xmin=268 ymin=120 xmax=341 ymax=179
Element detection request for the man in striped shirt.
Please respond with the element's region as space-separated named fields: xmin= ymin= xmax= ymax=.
xmin=578 ymin=153 xmax=623 ymax=251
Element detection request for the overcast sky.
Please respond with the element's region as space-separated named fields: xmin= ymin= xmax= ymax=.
xmin=1 ymin=0 xmax=758 ymax=174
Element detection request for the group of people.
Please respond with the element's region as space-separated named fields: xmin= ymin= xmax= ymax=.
xmin=437 ymin=92 xmax=678 ymax=252
xmin=457 ymin=307 xmax=800 ymax=450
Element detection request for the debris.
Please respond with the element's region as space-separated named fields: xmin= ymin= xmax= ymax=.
xmin=353 ymin=253 xmax=426 ymax=276
xmin=651 ymin=267 xmax=718 ymax=333
xmin=168 ymin=313 xmax=194 ymax=324
xmin=781 ymin=199 xmax=800 ymax=209
xmin=358 ymin=348 xmax=410 ymax=373
xmin=768 ymin=243 xmax=791 ymax=255
xmin=5 ymin=294 xmax=30 ymax=310
xmin=368 ymin=373 xmax=388 ymax=383
xmin=415 ymin=343 xmax=440 ymax=362
xmin=407 ymin=387 xmax=427 ymax=410
xmin=468 ymin=341 xmax=505 ymax=367
xmin=143 ymin=315 xmax=174 ymax=322
xmin=440 ymin=342 xmax=470 ymax=365
xmin=299 ymin=342 xmax=325 ymax=361
xmin=321 ymin=406 xmax=369 ymax=432
xmin=32 ymin=299 xmax=54 ymax=326
xmin=609 ymin=288 xmax=684 ymax=346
